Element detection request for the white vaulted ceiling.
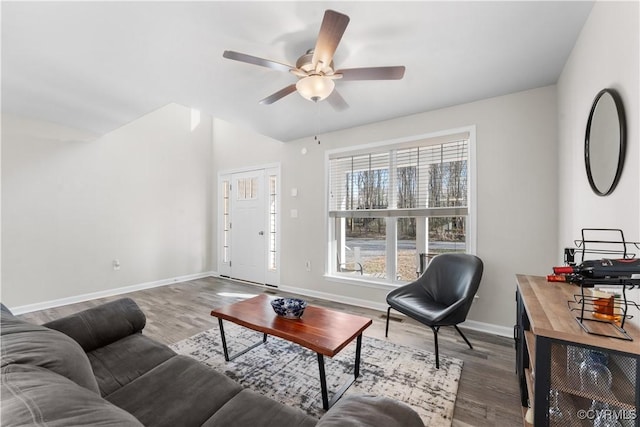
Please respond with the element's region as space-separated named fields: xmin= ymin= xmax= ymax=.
xmin=1 ymin=1 xmax=593 ymax=142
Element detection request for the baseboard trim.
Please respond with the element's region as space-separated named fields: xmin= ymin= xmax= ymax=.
xmin=460 ymin=320 xmax=513 ymax=338
xmin=9 ymin=271 xmax=216 ymax=315
xmin=278 ymin=286 xmax=513 ymax=338
xmin=11 ymin=272 xmax=514 ymax=338
xmin=278 ymin=284 xmax=390 ymax=312
xmin=276 ymin=283 xmax=513 ymax=338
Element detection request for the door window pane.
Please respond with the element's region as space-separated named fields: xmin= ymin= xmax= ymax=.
xmin=268 ymin=175 xmax=277 ymax=271
xmin=222 ymin=180 xmax=230 ymax=263
xmin=237 ymin=177 xmax=259 ymax=200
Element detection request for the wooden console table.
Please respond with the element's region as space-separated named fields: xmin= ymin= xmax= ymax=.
xmin=515 ymin=274 xmax=639 ymax=426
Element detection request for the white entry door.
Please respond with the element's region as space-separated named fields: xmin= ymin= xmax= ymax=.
xmin=230 ymin=170 xmax=266 ymax=284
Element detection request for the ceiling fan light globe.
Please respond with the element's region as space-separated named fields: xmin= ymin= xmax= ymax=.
xmin=296 ymin=75 xmax=335 ymax=102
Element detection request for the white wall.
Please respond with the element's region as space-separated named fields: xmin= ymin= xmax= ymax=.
xmin=557 ymin=1 xmax=639 ymax=326
xmin=270 ymin=86 xmax=559 ymax=330
xmin=1 ymin=103 xmax=214 ymax=307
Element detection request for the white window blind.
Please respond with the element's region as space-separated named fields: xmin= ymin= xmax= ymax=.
xmin=329 ymin=138 xmax=468 ymax=218
xmin=329 ymin=151 xmax=389 ymax=211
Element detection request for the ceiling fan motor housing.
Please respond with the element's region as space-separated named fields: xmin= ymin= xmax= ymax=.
xmin=296 ymin=50 xmax=334 ymax=75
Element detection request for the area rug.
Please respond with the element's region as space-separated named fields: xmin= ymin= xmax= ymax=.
xmin=171 ymin=323 xmax=463 ymax=426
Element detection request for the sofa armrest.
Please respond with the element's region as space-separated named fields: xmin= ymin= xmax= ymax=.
xmin=1 ymin=302 xmax=13 ymax=315
xmin=43 ymin=298 xmax=146 ymax=352
xmin=317 ymin=395 xmax=424 ymax=427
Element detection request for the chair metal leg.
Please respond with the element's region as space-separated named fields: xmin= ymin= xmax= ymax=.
xmin=430 ymin=326 xmax=440 ymax=369
xmin=454 ymin=325 xmax=473 ymax=350
xmin=385 ymin=306 xmax=392 ymax=337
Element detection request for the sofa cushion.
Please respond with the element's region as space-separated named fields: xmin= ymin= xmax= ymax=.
xmin=107 ymin=355 xmax=243 ymax=427
xmin=202 ymin=388 xmax=317 ymax=427
xmin=316 ymin=395 xmax=424 ymax=427
xmin=0 ymin=309 xmax=100 ymax=393
xmin=1 ymin=364 xmax=143 ymax=427
xmin=44 ymin=298 xmax=146 ymax=352
xmin=89 ymin=333 xmax=177 ymax=397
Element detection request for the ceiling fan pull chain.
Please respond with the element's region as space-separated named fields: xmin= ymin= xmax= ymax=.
xmin=314 ymin=102 xmax=321 ymax=144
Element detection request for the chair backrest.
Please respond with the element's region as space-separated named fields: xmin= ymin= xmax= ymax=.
xmin=419 ymin=253 xmax=483 ymax=310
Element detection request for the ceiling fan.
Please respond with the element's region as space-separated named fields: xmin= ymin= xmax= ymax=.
xmin=222 ymin=9 xmax=406 ymax=110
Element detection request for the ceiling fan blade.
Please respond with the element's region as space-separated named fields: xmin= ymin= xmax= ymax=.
xmin=327 ymin=89 xmax=349 ymax=111
xmin=311 ymin=10 xmax=350 ymax=70
xmin=336 ymin=66 xmax=406 ymax=81
xmin=223 ymin=50 xmax=293 ymax=73
xmin=259 ymin=84 xmax=297 ymax=105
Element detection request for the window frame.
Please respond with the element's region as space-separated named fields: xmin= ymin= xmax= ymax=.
xmin=324 ymin=126 xmax=477 ymax=288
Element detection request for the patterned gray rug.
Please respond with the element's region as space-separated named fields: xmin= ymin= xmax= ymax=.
xmin=171 ymin=323 xmax=463 ymax=426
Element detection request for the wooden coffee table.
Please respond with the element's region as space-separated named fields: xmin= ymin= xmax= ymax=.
xmin=210 ymin=294 xmax=372 ymax=410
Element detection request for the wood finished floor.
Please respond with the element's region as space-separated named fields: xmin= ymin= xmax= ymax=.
xmin=18 ymin=276 xmax=523 ymax=426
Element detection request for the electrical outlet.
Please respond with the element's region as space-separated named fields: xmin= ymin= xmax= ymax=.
xmin=305 ymin=260 xmax=311 ymax=272
xmin=113 ymin=259 xmax=121 ymax=271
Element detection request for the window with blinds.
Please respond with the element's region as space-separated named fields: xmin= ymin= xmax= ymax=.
xmin=327 ymin=131 xmax=472 ymax=284
xmin=329 ymin=138 xmax=469 ymax=218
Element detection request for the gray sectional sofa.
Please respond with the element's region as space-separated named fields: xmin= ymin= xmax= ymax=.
xmin=1 ymin=298 xmax=424 ymax=426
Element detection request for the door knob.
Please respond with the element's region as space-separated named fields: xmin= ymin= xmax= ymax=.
xmin=258 ymin=231 xmax=264 ymax=236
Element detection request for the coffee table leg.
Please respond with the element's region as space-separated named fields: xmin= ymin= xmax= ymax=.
xmin=316 ymin=333 xmax=363 ymax=410
xmin=218 ymin=318 xmax=230 ymax=361
xmin=317 ymin=353 xmax=329 ymax=410
xmin=217 ymin=318 xmax=267 ymax=362
xmin=354 ymin=333 xmax=362 ymax=378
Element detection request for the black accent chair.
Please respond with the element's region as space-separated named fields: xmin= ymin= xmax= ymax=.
xmin=385 ymin=253 xmax=483 ymax=369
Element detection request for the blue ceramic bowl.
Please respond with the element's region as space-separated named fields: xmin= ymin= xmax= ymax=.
xmin=270 ymin=298 xmax=307 ymax=319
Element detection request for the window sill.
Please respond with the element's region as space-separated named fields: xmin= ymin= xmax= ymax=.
xmin=323 ymin=273 xmax=406 ymax=290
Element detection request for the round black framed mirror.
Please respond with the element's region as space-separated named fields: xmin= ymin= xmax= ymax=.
xmin=585 ymin=88 xmax=626 ymax=196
